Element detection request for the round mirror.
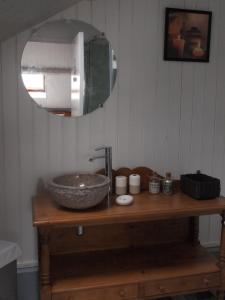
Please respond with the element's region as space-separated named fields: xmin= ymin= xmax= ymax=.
xmin=21 ymin=20 xmax=117 ymax=117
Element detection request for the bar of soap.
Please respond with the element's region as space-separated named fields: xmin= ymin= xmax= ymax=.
xmin=116 ymin=195 xmax=134 ymax=206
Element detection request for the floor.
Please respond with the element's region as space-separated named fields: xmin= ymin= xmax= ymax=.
xmin=17 ymin=270 xmax=39 ymax=300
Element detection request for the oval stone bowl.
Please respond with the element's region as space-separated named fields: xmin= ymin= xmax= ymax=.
xmin=47 ymin=173 xmax=110 ymax=210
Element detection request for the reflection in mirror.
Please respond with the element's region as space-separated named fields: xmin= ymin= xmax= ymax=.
xmin=21 ymin=20 xmax=117 ymax=117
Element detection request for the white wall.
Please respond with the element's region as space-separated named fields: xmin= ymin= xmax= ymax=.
xmin=0 ymin=0 xmax=224 ymax=267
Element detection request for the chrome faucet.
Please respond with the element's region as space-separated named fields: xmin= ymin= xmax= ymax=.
xmin=89 ymin=146 xmax=112 ymax=207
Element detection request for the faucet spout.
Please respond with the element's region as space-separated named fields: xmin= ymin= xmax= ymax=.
xmin=89 ymin=155 xmax=106 ymax=162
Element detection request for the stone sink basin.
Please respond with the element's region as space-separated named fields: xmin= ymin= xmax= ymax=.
xmin=47 ymin=173 xmax=110 ymax=210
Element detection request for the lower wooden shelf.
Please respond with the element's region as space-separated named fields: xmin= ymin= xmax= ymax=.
xmin=51 ymin=243 xmax=220 ymax=300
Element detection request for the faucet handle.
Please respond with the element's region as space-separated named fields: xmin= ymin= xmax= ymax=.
xmin=94 ymin=146 xmax=111 ymax=151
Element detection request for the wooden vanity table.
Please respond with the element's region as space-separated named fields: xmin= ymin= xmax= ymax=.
xmin=33 ymin=188 xmax=225 ymax=300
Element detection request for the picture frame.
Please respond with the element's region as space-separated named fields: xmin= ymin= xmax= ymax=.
xmin=164 ymin=8 xmax=212 ymax=63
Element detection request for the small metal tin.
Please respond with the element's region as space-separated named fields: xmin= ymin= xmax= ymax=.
xmin=149 ymin=181 xmax=160 ymax=194
xmin=162 ymin=172 xmax=173 ymax=195
xmin=162 ymin=179 xmax=173 ymax=195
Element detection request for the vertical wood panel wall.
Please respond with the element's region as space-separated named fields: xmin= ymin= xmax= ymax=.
xmin=0 ymin=0 xmax=224 ymax=267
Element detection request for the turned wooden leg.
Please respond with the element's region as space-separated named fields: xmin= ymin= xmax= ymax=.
xmin=218 ymin=211 xmax=225 ymax=300
xmin=190 ymin=216 xmax=200 ymax=246
xmin=39 ymin=228 xmax=51 ymax=300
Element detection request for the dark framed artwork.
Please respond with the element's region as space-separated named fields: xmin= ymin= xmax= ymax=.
xmin=164 ymin=8 xmax=212 ymax=62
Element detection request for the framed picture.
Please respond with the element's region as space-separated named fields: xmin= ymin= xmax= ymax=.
xmin=164 ymin=8 xmax=212 ymax=62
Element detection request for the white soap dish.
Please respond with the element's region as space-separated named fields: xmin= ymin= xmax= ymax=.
xmin=116 ymin=195 xmax=134 ymax=206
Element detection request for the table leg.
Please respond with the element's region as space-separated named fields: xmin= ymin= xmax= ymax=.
xmin=190 ymin=216 xmax=200 ymax=246
xmin=39 ymin=228 xmax=51 ymax=300
xmin=218 ymin=211 xmax=225 ymax=300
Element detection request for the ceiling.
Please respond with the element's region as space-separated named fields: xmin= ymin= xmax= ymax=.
xmin=0 ymin=0 xmax=83 ymax=41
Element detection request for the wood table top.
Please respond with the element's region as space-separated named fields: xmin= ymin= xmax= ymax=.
xmin=33 ymin=191 xmax=225 ymax=228
xmin=33 ymin=192 xmax=225 ymax=227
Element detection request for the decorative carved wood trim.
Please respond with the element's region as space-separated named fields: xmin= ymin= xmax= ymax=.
xmin=96 ymin=166 xmax=180 ymax=193
xmin=96 ymin=166 xmax=163 ymax=192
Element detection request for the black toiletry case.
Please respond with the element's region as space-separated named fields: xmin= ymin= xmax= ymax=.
xmin=180 ymin=171 xmax=220 ymax=200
